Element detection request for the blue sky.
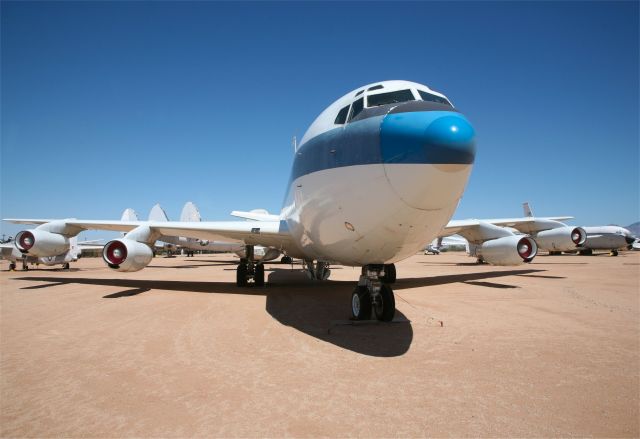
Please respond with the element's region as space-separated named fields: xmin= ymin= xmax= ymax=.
xmin=1 ymin=1 xmax=638 ymax=240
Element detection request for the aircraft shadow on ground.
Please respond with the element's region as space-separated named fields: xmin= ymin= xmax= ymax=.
xmin=15 ymin=267 xmax=549 ymax=357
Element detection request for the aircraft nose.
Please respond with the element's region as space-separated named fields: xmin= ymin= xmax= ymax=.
xmin=625 ymin=235 xmax=635 ymax=245
xmin=380 ymin=111 xmax=476 ymax=165
xmin=379 ymin=110 xmax=476 ymax=210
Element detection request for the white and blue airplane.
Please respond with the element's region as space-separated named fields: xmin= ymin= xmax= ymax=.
xmin=5 ymin=80 xmax=539 ymax=321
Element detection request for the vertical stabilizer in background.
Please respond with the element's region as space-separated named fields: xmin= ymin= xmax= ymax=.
xmin=523 ymin=202 xmax=534 ymax=218
xmin=120 ymin=208 xmax=139 ymax=221
xmin=180 ymin=202 xmax=202 ymax=222
xmin=148 ymin=204 xmax=170 ymax=222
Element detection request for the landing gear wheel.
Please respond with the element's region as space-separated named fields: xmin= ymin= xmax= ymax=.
xmin=9 ymin=262 xmax=16 ymax=271
xmin=280 ymin=256 xmax=292 ymax=264
xmin=254 ymin=264 xmax=265 ymax=286
xmin=610 ymin=250 xmax=618 ymax=256
xmin=373 ymin=284 xmax=395 ymax=322
xmin=62 ymin=263 xmax=70 ymax=270
xmin=351 ymin=286 xmax=372 ymax=320
xmin=236 ymin=263 xmax=248 ymax=287
xmin=381 ymin=264 xmax=396 ymax=283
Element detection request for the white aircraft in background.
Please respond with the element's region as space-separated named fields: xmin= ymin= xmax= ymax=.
xmin=578 ymin=226 xmax=635 ymax=256
xmin=1 ymin=236 xmax=91 ymax=271
xmin=424 ymin=235 xmax=467 ymax=255
xmin=6 ymin=80 xmax=541 ymax=321
xmin=520 ymin=203 xmax=635 ymax=256
xmin=147 ymin=202 xmax=282 ymax=261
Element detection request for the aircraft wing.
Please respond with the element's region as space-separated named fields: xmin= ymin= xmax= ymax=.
xmin=442 ymin=216 xmax=574 ymax=236
xmin=4 ymin=219 xmax=293 ymax=250
xmin=230 ymin=210 xmax=280 ymax=222
xmin=478 ymin=216 xmax=573 ymax=227
xmin=441 ymin=219 xmax=518 ymax=243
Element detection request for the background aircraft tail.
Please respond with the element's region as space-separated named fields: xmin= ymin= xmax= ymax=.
xmin=148 ymin=204 xmax=170 ymax=222
xmin=180 ymin=202 xmax=202 ymax=222
xmin=523 ymin=202 xmax=534 ymax=218
xmin=120 ymin=208 xmax=140 ymax=221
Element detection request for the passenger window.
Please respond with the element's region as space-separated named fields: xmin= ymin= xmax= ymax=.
xmin=367 ymin=89 xmax=415 ymax=107
xmin=334 ymin=105 xmax=350 ymax=125
xmin=348 ymin=97 xmax=364 ymax=122
xmin=418 ymin=90 xmax=451 ymax=106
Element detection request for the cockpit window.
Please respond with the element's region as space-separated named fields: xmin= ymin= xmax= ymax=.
xmin=367 ymin=84 xmax=384 ymax=91
xmin=418 ymin=90 xmax=451 ymax=106
xmin=367 ymin=89 xmax=415 ymax=107
xmin=334 ymin=105 xmax=350 ymax=125
xmin=355 ymin=90 xmax=364 ymax=97
xmin=348 ymin=97 xmax=364 ymax=122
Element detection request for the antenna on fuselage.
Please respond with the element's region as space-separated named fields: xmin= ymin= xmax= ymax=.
xmin=292 ymin=136 xmax=297 ymax=153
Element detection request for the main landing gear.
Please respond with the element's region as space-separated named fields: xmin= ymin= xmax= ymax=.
xmin=304 ymin=260 xmax=331 ymax=280
xmin=9 ymin=262 xmax=16 ymax=271
xmin=236 ymin=245 xmax=265 ymax=287
xmin=351 ymin=264 xmax=396 ymax=322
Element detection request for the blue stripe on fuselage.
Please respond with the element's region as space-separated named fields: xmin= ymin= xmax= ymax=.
xmin=288 ymin=110 xmax=475 ymax=183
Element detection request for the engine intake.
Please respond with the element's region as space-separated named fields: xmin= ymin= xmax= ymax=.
xmin=15 ymin=230 xmax=70 ymax=257
xmin=103 ymin=239 xmax=153 ymax=272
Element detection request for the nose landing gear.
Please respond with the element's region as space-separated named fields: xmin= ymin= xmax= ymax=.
xmin=351 ymin=265 xmax=396 ymax=322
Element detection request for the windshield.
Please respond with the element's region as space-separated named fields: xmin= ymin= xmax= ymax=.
xmin=418 ymin=90 xmax=451 ymax=106
xmin=367 ymin=89 xmax=415 ymax=107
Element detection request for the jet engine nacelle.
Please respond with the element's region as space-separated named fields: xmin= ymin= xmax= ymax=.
xmin=534 ymin=227 xmax=587 ymax=252
xmin=255 ymin=246 xmax=281 ymax=262
xmin=102 ymin=239 xmax=153 ymax=272
xmin=14 ymin=230 xmax=70 ymax=257
xmin=476 ymin=236 xmax=538 ymax=266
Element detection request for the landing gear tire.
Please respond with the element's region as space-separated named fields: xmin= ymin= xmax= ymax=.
xmin=381 ymin=264 xmax=396 ymax=283
xmin=254 ymin=263 xmax=265 ymax=286
xmin=351 ymin=286 xmax=372 ymax=321
xmin=373 ymin=284 xmax=395 ymax=322
xmin=610 ymin=250 xmax=618 ymax=256
xmin=9 ymin=262 xmax=16 ymax=271
xmin=236 ymin=263 xmax=248 ymax=287
xmin=281 ymin=256 xmax=292 ymax=264
xmin=62 ymin=263 xmax=70 ymax=270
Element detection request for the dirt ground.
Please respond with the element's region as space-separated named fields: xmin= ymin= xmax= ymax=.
xmin=1 ymin=251 xmax=638 ymax=438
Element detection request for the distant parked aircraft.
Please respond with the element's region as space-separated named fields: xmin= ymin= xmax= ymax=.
xmin=520 ymin=203 xmax=634 ymax=256
xmin=147 ymin=203 xmax=281 ymax=261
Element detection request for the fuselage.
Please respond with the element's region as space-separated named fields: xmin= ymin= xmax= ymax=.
xmin=581 ymin=226 xmax=635 ymax=251
xmin=280 ymin=80 xmax=476 ymax=265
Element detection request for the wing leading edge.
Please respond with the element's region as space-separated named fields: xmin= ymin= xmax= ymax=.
xmin=4 ymin=218 xmax=294 ymax=250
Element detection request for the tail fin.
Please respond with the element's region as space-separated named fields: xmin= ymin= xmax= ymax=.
xmin=120 ymin=208 xmax=139 ymax=221
xmin=523 ymin=202 xmax=534 ymax=218
xmin=148 ymin=204 xmax=169 ymax=222
xmin=180 ymin=201 xmax=202 ymax=222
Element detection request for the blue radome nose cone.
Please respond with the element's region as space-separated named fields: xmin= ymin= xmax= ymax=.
xmin=380 ymin=111 xmax=476 ymax=165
